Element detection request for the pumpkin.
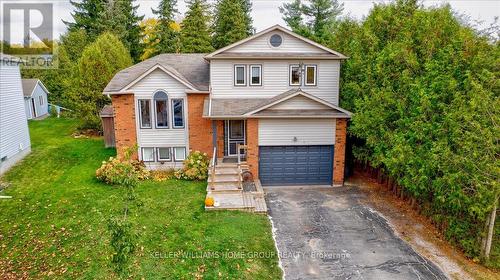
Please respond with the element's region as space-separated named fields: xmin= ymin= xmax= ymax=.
xmin=205 ymin=197 xmax=214 ymax=207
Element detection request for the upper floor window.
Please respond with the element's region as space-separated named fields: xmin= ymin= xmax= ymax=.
xmin=269 ymin=34 xmax=283 ymax=48
xmin=154 ymin=91 xmax=168 ymax=128
xmin=139 ymin=99 xmax=152 ymax=128
xmin=172 ymin=99 xmax=184 ymax=128
xmin=305 ymin=65 xmax=317 ymax=86
xmin=289 ymin=65 xmax=301 ymax=86
xmin=234 ymin=65 xmax=246 ymax=86
xmin=250 ymin=65 xmax=262 ymax=86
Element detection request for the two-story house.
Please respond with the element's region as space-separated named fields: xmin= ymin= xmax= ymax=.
xmin=104 ymin=25 xmax=352 ymax=186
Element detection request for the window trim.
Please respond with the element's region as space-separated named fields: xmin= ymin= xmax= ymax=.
xmin=269 ymin=33 xmax=283 ymax=48
xmin=289 ymin=64 xmax=301 ymax=86
xmin=138 ymin=99 xmax=152 ymax=129
xmin=157 ymin=147 xmax=172 ymax=162
xmin=249 ymin=64 xmax=262 ymax=86
xmin=234 ymin=65 xmax=247 ymax=86
xmin=154 ymin=90 xmax=169 ymax=129
xmin=171 ymin=98 xmax=185 ymax=129
xmin=304 ymin=65 xmax=317 ymax=86
xmin=141 ymin=147 xmax=155 ymax=162
xmin=173 ymin=147 xmax=186 ymax=162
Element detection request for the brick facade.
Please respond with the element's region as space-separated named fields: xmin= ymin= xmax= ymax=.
xmin=333 ymin=118 xmax=348 ymax=185
xmin=187 ymin=94 xmax=213 ymax=156
xmin=111 ymin=94 xmax=138 ymax=159
xmin=246 ymin=119 xmax=259 ymax=179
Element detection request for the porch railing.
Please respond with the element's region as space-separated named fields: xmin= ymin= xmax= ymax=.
xmin=209 ymin=146 xmax=217 ymax=190
xmin=236 ymin=144 xmax=248 ymax=191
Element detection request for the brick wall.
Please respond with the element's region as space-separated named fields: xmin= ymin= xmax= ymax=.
xmin=333 ymin=118 xmax=347 ymax=185
xmin=187 ymin=94 xmax=213 ymax=156
xmin=111 ymin=94 xmax=137 ymax=159
xmin=246 ymin=119 xmax=259 ymax=179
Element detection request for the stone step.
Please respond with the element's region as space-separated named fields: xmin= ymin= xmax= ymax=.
xmin=207 ymin=182 xmax=242 ymax=193
xmin=209 ymin=168 xmax=239 ymax=175
xmin=209 ymin=174 xmax=240 ymax=183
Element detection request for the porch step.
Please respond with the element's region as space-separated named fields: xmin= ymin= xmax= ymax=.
xmin=208 ymin=168 xmax=239 ymax=175
xmin=210 ymin=174 xmax=240 ymax=183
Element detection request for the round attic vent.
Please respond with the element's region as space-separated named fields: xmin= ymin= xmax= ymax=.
xmin=269 ymin=34 xmax=283 ymax=47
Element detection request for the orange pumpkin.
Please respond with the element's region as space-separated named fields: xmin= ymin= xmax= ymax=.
xmin=205 ymin=197 xmax=214 ymax=207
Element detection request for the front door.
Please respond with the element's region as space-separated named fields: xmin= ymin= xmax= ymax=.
xmin=225 ymin=120 xmax=245 ymax=157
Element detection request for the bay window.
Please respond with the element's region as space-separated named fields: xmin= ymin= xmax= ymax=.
xmin=172 ymin=99 xmax=184 ymax=128
xmin=154 ymin=91 xmax=168 ymax=128
xmin=138 ymin=99 xmax=152 ymax=128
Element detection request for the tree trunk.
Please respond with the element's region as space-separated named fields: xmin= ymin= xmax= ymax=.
xmin=483 ymin=195 xmax=498 ymax=261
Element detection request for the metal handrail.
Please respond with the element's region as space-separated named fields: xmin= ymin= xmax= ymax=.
xmin=210 ymin=146 xmax=217 ymax=190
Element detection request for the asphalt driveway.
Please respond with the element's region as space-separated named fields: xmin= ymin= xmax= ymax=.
xmin=265 ymin=186 xmax=448 ymax=280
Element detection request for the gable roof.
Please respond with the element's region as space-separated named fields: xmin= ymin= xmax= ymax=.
xmin=205 ymin=25 xmax=348 ymax=60
xmin=244 ymin=88 xmax=352 ymax=117
xmin=103 ymin=53 xmax=209 ymax=93
xmin=205 ymin=89 xmax=352 ymax=119
xmin=22 ymin=79 xmax=49 ymax=97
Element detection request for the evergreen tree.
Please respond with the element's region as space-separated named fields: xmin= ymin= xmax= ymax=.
xmin=238 ymin=0 xmax=254 ymax=35
xmin=152 ymin=0 xmax=180 ymax=54
xmin=65 ymin=0 xmax=107 ymax=39
xmin=180 ymin=0 xmax=214 ymax=53
xmin=105 ymin=0 xmax=144 ymax=62
xmin=68 ymin=32 xmax=132 ymax=130
xmin=280 ymin=0 xmax=343 ymax=41
xmin=212 ymin=0 xmax=248 ymax=49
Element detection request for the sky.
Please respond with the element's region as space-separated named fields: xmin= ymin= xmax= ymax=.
xmin=1 ymin=0 xmax=499 ymax=44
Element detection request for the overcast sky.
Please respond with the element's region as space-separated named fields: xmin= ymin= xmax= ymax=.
xmin=1 ymin=0 xmax=499 ymax=44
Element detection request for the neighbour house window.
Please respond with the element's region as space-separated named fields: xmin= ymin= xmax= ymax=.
xmin=250 ymin=65 xmax=262 ymax=86
xmin=141 ymin=147 xmax=155 ymax=162
xmin=157 ymin=147 xmax=171 ymax=162
xmin=289 ymin=65 xmax=301 ymax=86
xmin=39 ymin=96 xmax=43 ymax=105
xmin=154 ymin=91 xmax=169 ymax=128
xmin=234 ymin=65 xmax=246 ymax=86
xmin=174 ymin=147 xmax=186 ymax=161
xmin=305 ymin=65 xmax=317 ymax=86
xmin=139 ymin=99 xmax=152 ymax=128
xmin=171 ymin=99 xmax=184 ymax=128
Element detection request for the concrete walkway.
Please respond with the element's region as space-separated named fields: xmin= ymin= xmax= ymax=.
xmin=265 ymin=186 xmax=448 ymax=280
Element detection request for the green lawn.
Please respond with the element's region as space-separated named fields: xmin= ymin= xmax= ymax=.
xmin=0 ymin=118 xmax=281 ymax=279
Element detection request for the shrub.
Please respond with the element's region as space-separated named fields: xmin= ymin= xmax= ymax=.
xmin=150 ymin=169 xmax=175 ymax=182
xmin=175 ymin=151 xmax=210 ymax=180
xmin=96 ymin=157 xmax=149 ymax=187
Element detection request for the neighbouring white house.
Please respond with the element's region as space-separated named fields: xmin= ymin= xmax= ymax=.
xmin=22 ymin=79 xmax=49 ymax=120
xmin=0 ymin=54 xmax=31 ymax=175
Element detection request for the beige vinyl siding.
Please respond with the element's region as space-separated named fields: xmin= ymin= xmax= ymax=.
xmin=258 ymin=119 xmax=335 ymax=146
xmin=228 ymin=30 xmax=328 ymax=53
xmin=210 ymin=60 xmax=340 ymax=105
xmin=269 ymin=95 xmax=330 ymax=110
xmin=129 ymin=68 xmax=189 ymax=169
xmin=0 ymin=63 xmax=31 ymax=175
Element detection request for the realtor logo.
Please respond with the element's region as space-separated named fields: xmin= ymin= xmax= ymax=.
xmin=1 ymin=2 xmax=57 ymax=68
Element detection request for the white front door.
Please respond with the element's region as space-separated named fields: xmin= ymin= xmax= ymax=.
xmin=226 ymin=120 xmax=245 ymax=157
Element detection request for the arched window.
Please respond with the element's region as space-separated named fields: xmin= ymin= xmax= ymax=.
xmin=154 ymin=91 xmax=169 ymax=128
